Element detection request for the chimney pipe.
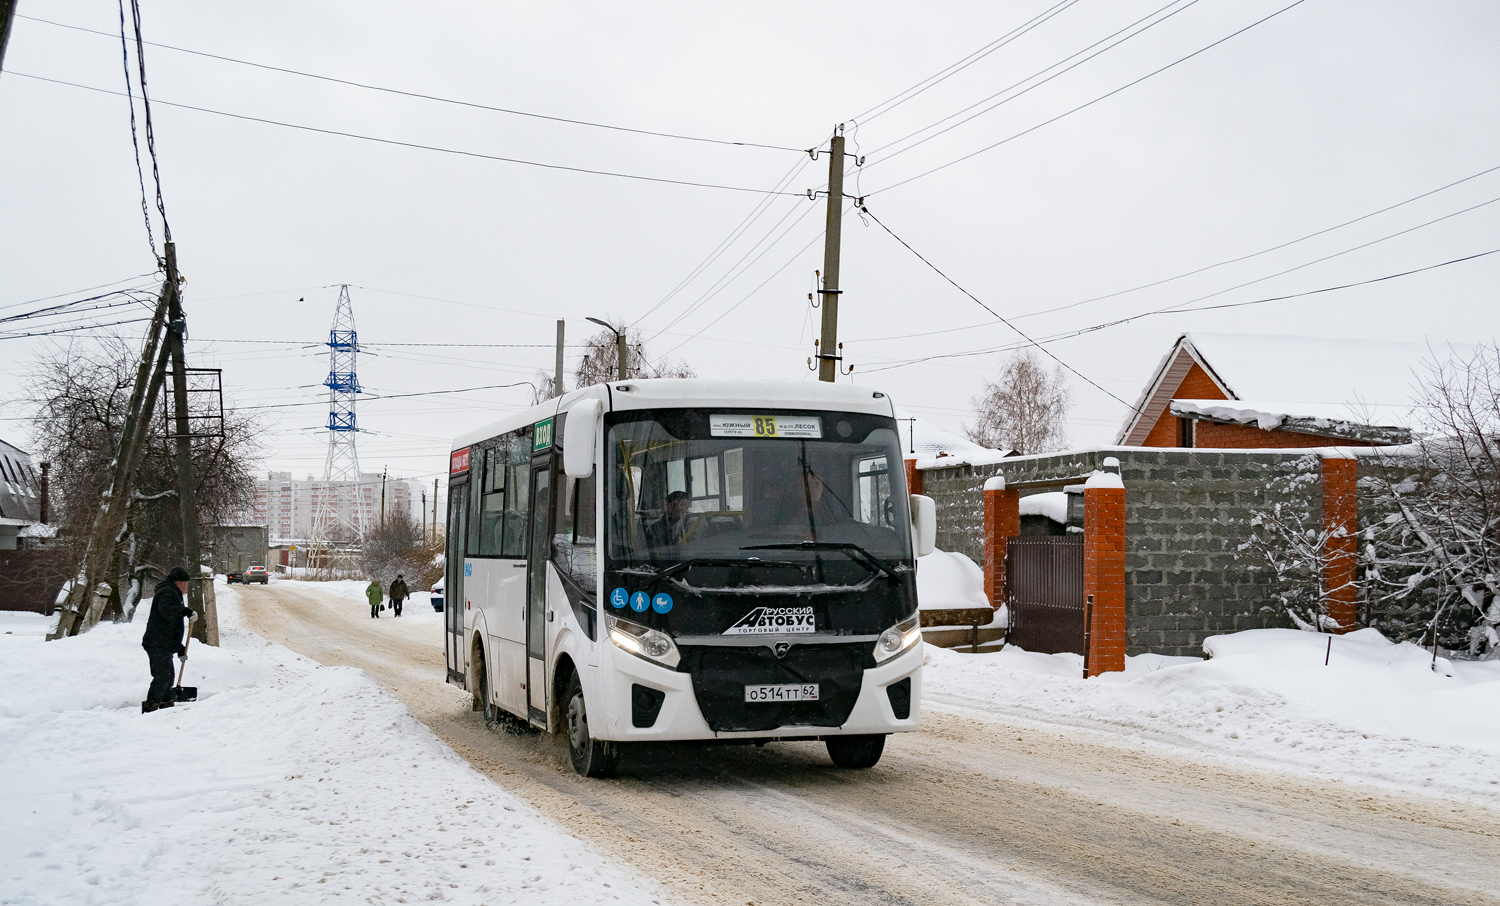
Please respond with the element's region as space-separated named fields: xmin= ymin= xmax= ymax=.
xmin=39 ymin=462 xmax=50 ymax=525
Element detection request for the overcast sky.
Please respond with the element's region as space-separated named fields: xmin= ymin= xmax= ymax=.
xmin=3 ymin=0 xmax=1498 ymax=488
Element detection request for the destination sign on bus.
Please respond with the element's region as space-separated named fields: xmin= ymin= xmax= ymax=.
xmin=449 ymin=447 xmax=470 ymax=476
xmin=709 ymin=414 xmax=821 ymax=439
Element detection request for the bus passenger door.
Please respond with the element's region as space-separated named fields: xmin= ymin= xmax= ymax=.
xmin=446 ymin=481 xmax=469 ymax=687
xmin=526 ymin=463 xmax=552 ymax=722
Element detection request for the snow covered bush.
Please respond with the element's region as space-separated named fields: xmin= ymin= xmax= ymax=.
xmin=1361 ymin=344 xmax=1500 ymax=658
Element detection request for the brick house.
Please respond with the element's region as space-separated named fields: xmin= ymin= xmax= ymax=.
xmin=1118 ymin=332 xmax=1421 ymax=449
xmin=917 ymin=333 xmax=1461 ymax=670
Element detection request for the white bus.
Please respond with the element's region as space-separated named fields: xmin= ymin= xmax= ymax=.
xmin=443 ymin=379 xmax=934 ymax=776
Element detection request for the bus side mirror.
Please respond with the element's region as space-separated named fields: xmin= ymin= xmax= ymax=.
xmin=910 ymin=494 xmax=936 ymax=557
xmin=563 ymin=398 xmax=601 ymax=479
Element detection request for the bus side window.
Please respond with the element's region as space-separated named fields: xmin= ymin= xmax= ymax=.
xmin=475 ymin=447 xmax=508 ymax=556
xmin=467 ymin=444 xmax=488 ymax=557
xmin=501 ymin=430 xmax=532 ymax=557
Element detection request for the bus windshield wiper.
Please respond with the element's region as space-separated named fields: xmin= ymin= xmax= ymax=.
xmin=741 ymin=542 xmax=904 ymax=582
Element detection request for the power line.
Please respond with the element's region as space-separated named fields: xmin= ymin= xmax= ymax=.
xmin=867 ymin=0 xmax=1309 ymax=196
xmin=12 ymin=72 xmax=806 ymax=198
xmin=850 ymin=0 xmax=1081 ymax=127
xmin=125 ymin=0 xmax=172 ymax=245
xmin=114 ymin=0 xmax=154 ymax=256
xmin=22 ymin=13 xmax=809 ymax=153
xmin=853 ymin=162 xmax=1500 ymax=344
xmin=863 ymin=0 xmax=1200 ymax=167
xmin=232 ymin=381 xmax=537 ymax=412
xmin=0 ymin=317 xmax=154 ymax=341
xmin=0 ymin=273 xmax=157 ymax=312
xmin=860 ymin=202 xmax=1132 ymax=407
xmin=861 ymin=246 xmax=1500 ymax=372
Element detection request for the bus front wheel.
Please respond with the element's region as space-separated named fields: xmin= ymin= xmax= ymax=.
xmin=826 ymin=734 xmax=886 ymax=769
xmin=564 ymin=673 xmax=621 ymax=778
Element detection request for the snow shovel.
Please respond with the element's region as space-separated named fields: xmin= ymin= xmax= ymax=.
xmin=173 ymin=629 xmax=198 ymax=703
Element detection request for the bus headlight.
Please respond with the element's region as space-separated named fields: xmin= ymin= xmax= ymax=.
xmin=874 ymin=614 xmax=922 ymax=664
xmin=606 ymin=615 xmax=680 ymax=669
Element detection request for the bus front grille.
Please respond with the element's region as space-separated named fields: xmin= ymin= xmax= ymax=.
xmin=677 ymin=643 xmax=871 ymax=733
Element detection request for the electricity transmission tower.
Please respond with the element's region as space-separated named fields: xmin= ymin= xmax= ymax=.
xmin=310 ymin=286 xmax=366 ymax=567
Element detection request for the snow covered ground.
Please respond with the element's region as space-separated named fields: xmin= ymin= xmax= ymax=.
xmin=0 ymin=583 xmax=668 ymax=906
xmin=925 ymin=628 xmax=1500 ymax=803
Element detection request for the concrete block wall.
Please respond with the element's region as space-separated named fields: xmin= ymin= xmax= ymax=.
xmin=921 ymin=448 xmax=1325 ymax=657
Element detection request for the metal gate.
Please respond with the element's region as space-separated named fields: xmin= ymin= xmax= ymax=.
xmin=1005 ymin=535 xmax=1085 ymax=655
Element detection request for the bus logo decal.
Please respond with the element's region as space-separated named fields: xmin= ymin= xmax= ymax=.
xmin=722 ymin=606 xmax=815 ymax=635
xmin=609 ymin=588 xmax=629 ymax=609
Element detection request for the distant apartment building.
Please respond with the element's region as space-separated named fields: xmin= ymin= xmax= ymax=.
xmin=250 ymin=472 xmax=424 ymax=544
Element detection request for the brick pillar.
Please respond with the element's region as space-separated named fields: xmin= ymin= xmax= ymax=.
xmin=1083 ymin=473 xmax=1126 ymax=677
xmin=1321 ymin=456 xmax=1358 ymax=633
xmin=904 ymin=457 xmax=921 ymax=496
xmin=982 ymin=476 xmax=1020 ymax=609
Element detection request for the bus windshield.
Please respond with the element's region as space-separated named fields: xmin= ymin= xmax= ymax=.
xmin=604 ymin=409 xmax=912 ymax=587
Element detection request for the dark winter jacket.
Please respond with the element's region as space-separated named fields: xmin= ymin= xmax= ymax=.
xmin=390 ymin=579 xmax=409 ymax=602
xmin=141 ymin=580 xmax=193 ymax=653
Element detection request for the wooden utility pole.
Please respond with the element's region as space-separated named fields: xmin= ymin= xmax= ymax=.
xmin=816 ymin=127 xmax=846 ymax=383
xmin=0 ymin=0 xmax=18 ymax=76
xmin=163 ymin=241 xmax=216 ymax=645
xmin=432 ymin=478 xmax=439 ymax=543
xmin=554 ymin=319 xmax=565 ymax=397
xmin=380 ymin=467 xmax=387 ymax=526
xmin=50 ymin=288 xmax=172 ymax=639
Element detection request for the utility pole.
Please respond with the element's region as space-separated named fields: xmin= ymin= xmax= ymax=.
xmin=553 ymin=319 xmax=566 ymax=397
xmin=432 ymin=478 xmax=439 ymax=543
xmin=816 ymin=127 xmax=846 ymax=383
xmin=50 ymin=286 xmax=172 ymax=639
xmin=585 ymin=317 xmax=629 ymax=382
xmin=0 ymin=0 xmax=18 ymax=76
xmin=164 ymin=241 xmax=215 ymax=645
xmin=380 ymin=467 xmax=387 ymax=527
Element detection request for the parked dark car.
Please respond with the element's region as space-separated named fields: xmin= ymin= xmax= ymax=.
xmin=431 ymin=581 xmax=444 ymax=612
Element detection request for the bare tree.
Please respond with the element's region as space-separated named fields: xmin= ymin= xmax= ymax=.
xmin=19 ymin=335 xmax=261 ymax=620
xmin=1362 ymin=343 xmax=1500 ymax=657
xmin=573 ymin=326 xmax=695 ymax=389
xmin=362 ymin=510 xmax=444 ymax=590
xmin=966 ymin=349 xmax=1072 ymax=454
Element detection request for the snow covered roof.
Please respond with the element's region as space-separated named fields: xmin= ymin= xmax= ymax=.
xmin=894 ymin=407 xmax=1015 ymax=469
xmin=1117 ymin=332 xmax=1471 ymax=445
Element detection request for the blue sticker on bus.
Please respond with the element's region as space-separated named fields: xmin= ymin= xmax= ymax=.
xmin=463 ymin=563 xmax=471 ymax=577
xmin=629 ymin=591 xmax=650 ymax=612
xmin=652 ymin=593 xmax=673 ymax=614
xmin=609 ymin=587 xmax=629 ymax=609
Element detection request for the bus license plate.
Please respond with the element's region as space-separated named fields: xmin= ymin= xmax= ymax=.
xmin=745 ymin=683 xmax=819 ymax=702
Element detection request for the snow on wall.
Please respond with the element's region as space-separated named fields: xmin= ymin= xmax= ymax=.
xmin=1018 ymin=491 xmax=1068 ymax=524
xmin=915 ymin=549 xmax=990 ymax=611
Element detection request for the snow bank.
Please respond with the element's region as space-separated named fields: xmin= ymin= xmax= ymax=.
xmin=915 ymin=549 xmax=990 ymax=611
xmin=923 ymin=628 xmax=1500 ymax=802
xmin=0 ymin=587 xmax=666 ymax=905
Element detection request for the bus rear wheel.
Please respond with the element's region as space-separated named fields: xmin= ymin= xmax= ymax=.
xmin=826 ymin=734 xmax=886 ymax=769
xmin=474 ymin=645 xmax=497 ymax=723
xmin=564 ymin=673 xmax=620 ymax=778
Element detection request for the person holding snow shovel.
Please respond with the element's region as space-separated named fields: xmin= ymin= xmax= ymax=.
xmin=366 ymin=577 xmax=384 ymax=618
xmin=389 ymin=574 xmax=409 ymax=617
xmin=142 ymin=566 xmax=196 ymax=713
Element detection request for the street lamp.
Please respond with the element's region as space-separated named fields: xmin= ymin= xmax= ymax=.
xmin=586 ymin=316 xmax=629 ymax=382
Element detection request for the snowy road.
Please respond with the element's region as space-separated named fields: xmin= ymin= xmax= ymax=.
xmin=237 ymin=582 xmax=1500 ymax=906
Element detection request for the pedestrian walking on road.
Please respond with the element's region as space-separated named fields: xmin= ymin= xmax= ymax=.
xmin=390 ymin=574 xmax=409 ymax=617
xmin=142 ymin=566 xmax=197 ymax=712
xmin=366 ymin=577 xmax=384 ymax=618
